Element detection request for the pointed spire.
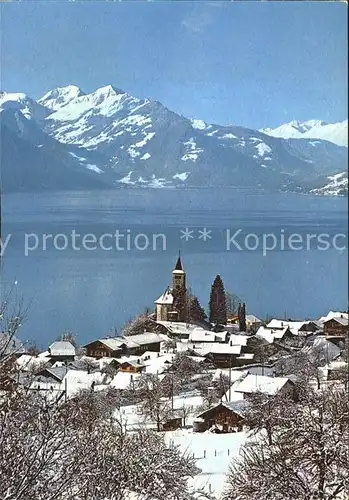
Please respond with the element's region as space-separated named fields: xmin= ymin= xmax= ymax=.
xmin=174 ymin=251 xmax=183 ymax=271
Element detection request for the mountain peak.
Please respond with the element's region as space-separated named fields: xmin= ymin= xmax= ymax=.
xmin=0 ymin=91 xmax=49 ymax=121
xmin=94 ymin=84 xmax=125 ymax=96
xmin=38 ymin=85 xmax=85 ymax=111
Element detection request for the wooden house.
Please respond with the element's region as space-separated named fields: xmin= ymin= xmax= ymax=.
xmin=118 ymin=359 xmax=146 ymax=373
xmin=48 ymin=341 xmax=76 ymax=362
xmin=84 ymin=339 xmax=125 ymax=358
xmin=324 ymin=317 xmax=348 ymax=339
xmin=198 ymin=344 xmax=242 ymax=368
xmin=194 ymin=401 xmax=247 ymax=433
xmin=231 ymin=374 xmax=296 ymax=401
xmin=160 ymin=416 xmax=182 ymax=431
xmin=84 ymin=332 xmax=166 ymax=359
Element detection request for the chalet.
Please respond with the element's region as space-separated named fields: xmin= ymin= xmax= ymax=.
xmin=48 ymin=341 xmax=76 ymax=362
xmin=156 ymin=321 xmax=196 ymax=340
xmin=84 ymin=338 xmax=125 ymax=358
xmin=256 ymin=325 xmax=295 ymax=344
xmin=189 ymin=328 xmax=219 ymax=343
xmin=303 ymin=336 xmax=342 ymax=364
xmin=125 ymin=332 xmax=166 ymax=355
xmin=84 ymin=332 xmax=167 ymax=359
xmin=230 ymin=374 xmax=296 ymax=400
xmin=267 ymin=319 xmax=319 ymax=336
xmin=324 ymin=317 xmax=348 ymax=339
xmin=318 ymin=311 xmax=348 ymax=325
xmin=118 ymin=359 xmax=146 ymax=373
xmin=198 ymin=344 xmax=242 ymax=368
xmin=193 ymin=401 xmax=248 ymax=433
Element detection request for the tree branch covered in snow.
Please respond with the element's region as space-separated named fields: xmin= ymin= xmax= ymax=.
xmin=0 ymin=381 xmax=206 ymax=500
xmin=223 ymin=386 xmax=349 ymax=500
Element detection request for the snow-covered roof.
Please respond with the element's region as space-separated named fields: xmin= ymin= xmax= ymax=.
xmin=49 ymin=341 xmax=76 ymax=357
xmin=124 ymin=332 xmax=167 ymax=347
xmin=318 ymin=311 xmax=348 ymax=324
xmin=197 ymin=400 xmax=249 ymax=419
xmin=303 ymin=336 xmax=341 ymax=362
xmin=120 ymin=359 xmax=145 ymax=369
xmin=189 ymin=328 xmax=216 ymax=343
xmin=214 ymin=331 xmax=229 ymax=342
xmin=199 ymin=344 xmax=242 ymax=356
xmin=233 ymin=374 xmax=291 ymax=396
xmin=256 ymin=326 xmax=291 ymax=344
xmin=267 ymin=319 xmax=319 ymax=335
xmin=94 ymin=338 xmax=125 ymax=351
xmin=246 ymin=315 xmax=262 ymax=323
xmin=156 ymin=321 xmax=196 ymax=335
xmin=324 ymin=316 xmax=348 ymax=326
xmin=229 ymin=335 xmax=249 ymax=347
xmin=155 ymin=288 xmax=174 ymax=305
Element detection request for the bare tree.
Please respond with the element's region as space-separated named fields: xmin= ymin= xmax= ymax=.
xmin=136 ymin=373 xmax=172 ymax=431
xmin=0 ymin=283 xmax=29 ymax=362
xmin=0 ymin=379 xmax=210 ymax=500
xmin=225 ymin=291 xmax=242 ymax=317
xmin=178 ymin=403 xmax=194 ymax=427
xmin=121 ymin=310 xmax=164 ymax=336
xmin=223 ymin=386 xmax=349 ymax=500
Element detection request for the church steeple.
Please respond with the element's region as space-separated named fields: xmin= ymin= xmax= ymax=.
xmin=174 ymin=252 xmax=184 ymax=271
xmin=172 ymin=252 xmax=186 ymax=291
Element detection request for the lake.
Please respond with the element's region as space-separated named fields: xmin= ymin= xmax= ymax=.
xmin=1 ymin=188 xmax=347 ymax=347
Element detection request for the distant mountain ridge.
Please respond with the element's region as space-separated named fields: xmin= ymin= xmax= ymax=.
xmin=261 ymin=119 xmax=348 ymax=148
xmin=0 ymin=86 xmax=347 ymax=195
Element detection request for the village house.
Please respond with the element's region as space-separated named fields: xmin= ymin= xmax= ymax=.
xmin=84 ymin=332 xmax=167 ymax=359
xmin=256 ymin=325 xmax=294 ymax=344
xmin=48 ymin=341 xmax=76 ymax=362
xmin=193 ymin=401 xmax=248 ymax=433
xmin=118 ymin=359 xmax=146 ymax=373
xmin=229 ymin=373 xmax=296 ymax=401
xmin=156 ymin=321 xmax=196 ymax=340
xmin=84 ymin=338 xmax=125 ymax=358
xmin=267 ymin=319 xmax=320 ymax=336
xmin=196 ymin=343 xmax=243 ymax=368
xmin=323 ymin=317 xmax=348 ymax=339
xmin=318 ymin=311 xmax=348 ymax=325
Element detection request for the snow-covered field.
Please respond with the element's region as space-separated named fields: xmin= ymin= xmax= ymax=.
xmin=165 ymin=429 xmax=248 ymax=497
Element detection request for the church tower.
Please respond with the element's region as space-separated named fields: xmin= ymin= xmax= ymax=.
xmin=172 ymin=254 xmax=186 ymax=292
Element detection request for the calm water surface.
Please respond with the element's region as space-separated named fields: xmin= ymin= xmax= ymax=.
xmin=2 ymin=188 xmax=347 ymax=347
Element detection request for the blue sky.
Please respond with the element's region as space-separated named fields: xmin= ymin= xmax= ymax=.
xmin=1 ymin=1 xmax=347 ymax=129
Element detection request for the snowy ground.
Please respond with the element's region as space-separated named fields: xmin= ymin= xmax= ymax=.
xmin=165 ymin=429 xmax=248 ymax=498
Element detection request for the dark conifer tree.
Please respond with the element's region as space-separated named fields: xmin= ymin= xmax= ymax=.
xmin=188 ymin=296 xmax=207 ymax=324
xmin=238 ymin=302 xmax=247 ymax=332
xmin=209 ymin=275 xmax=227 ymax=325
xmin=172 ymin=287 xmax=187 ymax=322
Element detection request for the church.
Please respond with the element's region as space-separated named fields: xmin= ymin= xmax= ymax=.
xmin=155 ymin=255 xmax=187 ymax=322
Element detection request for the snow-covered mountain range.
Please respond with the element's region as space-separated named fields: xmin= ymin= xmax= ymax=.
xmin=261 ymin=119 xmax=348 ymax=148
xmin=0 ymin=86 xmax=347 ymax=195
